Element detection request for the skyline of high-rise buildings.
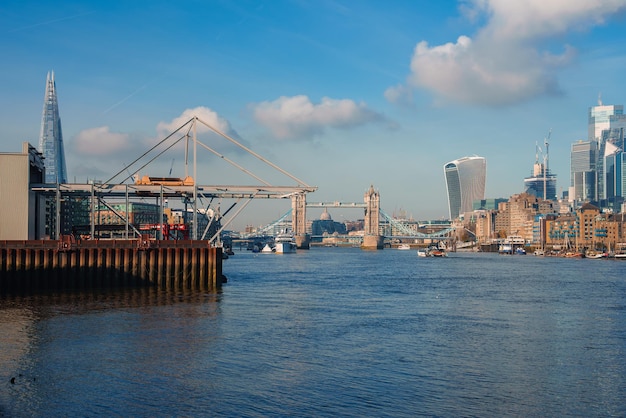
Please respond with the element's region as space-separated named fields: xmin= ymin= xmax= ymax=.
xmin=38 ymin=71 xmax=67 ymax=184
xmin=564 ymin=100 xmax=626 ymax=211
xmin=443 ymin=156 xmax=486 ymax=220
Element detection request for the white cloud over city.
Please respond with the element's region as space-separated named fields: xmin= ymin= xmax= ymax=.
xmin=74 ymin=126 xmax=131 ymax=156
xmin=387 ymin=0 xmax=626 ymax=106
xmin=251 ymin=95 xmax=385 ymax=140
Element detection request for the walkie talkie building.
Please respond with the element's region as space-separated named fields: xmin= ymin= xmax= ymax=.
xmin=38 ymin=71 xmax=68 ymax=184
xmin=443 ymin=156 xmax=486 ymax=220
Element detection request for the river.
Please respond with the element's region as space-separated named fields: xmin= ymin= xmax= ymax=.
xmin=1 ymin=248 xmax=625 ymax=417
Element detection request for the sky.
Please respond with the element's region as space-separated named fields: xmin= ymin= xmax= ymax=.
xmin=2 ymin=0 xmax=626 ymax=230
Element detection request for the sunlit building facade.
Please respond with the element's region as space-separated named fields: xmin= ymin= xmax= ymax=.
xmin=38 ymin=71 xmax=68 ymax=184
xmin=443 ymin=156 xmax=486 ymax=220
xmin=589 ymin=103 xmax=623 ymax=141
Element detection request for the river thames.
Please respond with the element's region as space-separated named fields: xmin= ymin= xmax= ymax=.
xmin=1 ymin=248 xmax=625 ymax=417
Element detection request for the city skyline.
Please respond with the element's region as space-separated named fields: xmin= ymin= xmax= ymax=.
xmin=1 ymin=1 xmax=626 ymax=229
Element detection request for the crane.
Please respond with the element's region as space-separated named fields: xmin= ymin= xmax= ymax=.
xmin=543 ymin=129 xmax=551 ymax=200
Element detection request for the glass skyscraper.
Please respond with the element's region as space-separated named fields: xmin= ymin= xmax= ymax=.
xmin=524 ymin=163 xmax=557 ymax=200
xmin=38 ymin=71 xmax=68 ymax=184
xmin=570 ymin=139 xmax=597 ymax=201
xmin=587 ymin=102 xmax=624 ymax=201
xmin=588 ymin=103 xmax=623 ymax=141
xmin=443 ymin=156 xmax=486 ymax=220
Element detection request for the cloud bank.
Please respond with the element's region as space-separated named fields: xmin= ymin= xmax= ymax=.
xmin=251 ymin=95 xmax=384 ymax=140
xmin=387 ymin=0 xmax=626 ymax=106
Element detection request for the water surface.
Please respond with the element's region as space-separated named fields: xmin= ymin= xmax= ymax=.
xmin=1 ymin=249 xmax=625 ymax=416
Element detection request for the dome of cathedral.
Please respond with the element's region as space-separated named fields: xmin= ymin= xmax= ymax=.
xmin=320 ymin=209 xmax=332 ymax=221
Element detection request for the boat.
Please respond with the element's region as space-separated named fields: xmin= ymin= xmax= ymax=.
xmin=260 ymin=243 xmax=274 ymax=253
xmin=417 ymin=244 xmax=447 ymax=257
xmin=274 ymin=231 xmax=297 ymax=254
xmin=585 ymin=250 xmax=607 ymax=259
xmin=498 ymin=244 xmax=513 ymax=254
xmin=563 ymin=251 xmax=585 ymax=258
xmin=398 ymin=244 xmax=411 ymax=250
xmin=533 ymin=249 xmax=545 ymax=256
xmin=500 ymin=235 xmax=525 ymax=255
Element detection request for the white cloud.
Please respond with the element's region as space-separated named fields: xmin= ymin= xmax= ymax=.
xmin=251 ymin=95 xmax=384 ymax=140
xmin=156 ymin=106 xmax=237 ymax=138
xmin=392 ymin=0 xmax=626 ymax=106
xmin=74 ymin=126 xmax=131 ymax=156
xmin=384 ymin=83 xmax=414 ymax=106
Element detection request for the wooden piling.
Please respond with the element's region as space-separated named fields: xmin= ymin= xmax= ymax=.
xmin=0 ymin=238 xmax=222 ymax=294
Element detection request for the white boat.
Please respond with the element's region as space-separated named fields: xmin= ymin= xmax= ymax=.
xmin=498 ymin=244 xmax=513 ymax=254
xmin=260 ymin=243 xmax=274 ymax=253
xmin=274 ymin=231 xmax=297 ymax=254
xmin=398 ymin=244 xmax=411 ymax=250
xmin=585 ymin=250 xmax=607 ymax=259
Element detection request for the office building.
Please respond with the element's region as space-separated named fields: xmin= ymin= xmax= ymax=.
xmin=570 ymin=140 xmax=597 ymax=201
xmin=0 ymin=143 xmax=46 ymax=239
xmin=589 ymin=102 xmax=623 ymax=141
xmin=604 ymin=145 xmax=625 ymax=210
xmin=443 ymin=156 xmax=486 ymax=220
xmin=588 ymin=102 xmax=624 ymax=201
xmin=524 ymin=163 xmax=557 ymax=200
xmin=38 ymin=71 xmax=68 ymax=184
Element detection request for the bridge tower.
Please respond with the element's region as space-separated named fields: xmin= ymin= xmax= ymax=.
xmin=362 ymin=185 xmax=384 ymax=250
xmin=291 ymin=192 xmax=310 ymax=249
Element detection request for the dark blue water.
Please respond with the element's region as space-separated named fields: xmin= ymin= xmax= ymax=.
xmin=2 ymin=249 xmax=625 ymax=417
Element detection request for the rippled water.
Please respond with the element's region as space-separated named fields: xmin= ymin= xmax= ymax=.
xmin=1 ymin=248 xmax=625 ymax=417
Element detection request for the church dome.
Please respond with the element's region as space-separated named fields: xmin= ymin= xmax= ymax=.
xmin=320 ymin=208 xmax=332 ymax=221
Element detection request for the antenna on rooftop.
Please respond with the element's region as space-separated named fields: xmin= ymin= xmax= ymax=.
xmin=598 ymin=92 xmax=603 ymax=106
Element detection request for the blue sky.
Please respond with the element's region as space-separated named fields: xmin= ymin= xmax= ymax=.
xmin=2 ymin=0 xmax=626 ymax=229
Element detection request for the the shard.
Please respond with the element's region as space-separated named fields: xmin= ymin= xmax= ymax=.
xmin=38 ymin=71 xmax=68 ymax=183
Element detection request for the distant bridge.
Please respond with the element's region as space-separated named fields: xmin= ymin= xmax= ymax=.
xmin=243 ymin=207 xmax=456 ymax=241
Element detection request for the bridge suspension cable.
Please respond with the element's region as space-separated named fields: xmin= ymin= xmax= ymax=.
xmin=243 ymin=209 xmax=293 ymax=238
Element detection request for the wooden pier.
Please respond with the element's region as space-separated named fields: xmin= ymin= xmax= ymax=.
xmin=0 ymin=237 xmax=223 ymax=294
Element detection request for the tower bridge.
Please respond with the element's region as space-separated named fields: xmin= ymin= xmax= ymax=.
xmin=245 ymin=189 xmax=456 ymax=249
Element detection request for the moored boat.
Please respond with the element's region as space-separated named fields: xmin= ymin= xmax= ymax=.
xmin=274 ymin=231 xmax=297 ymax=254
xmin=417 ymin=245 xmax=447 ymax=257
xmin=585 ymin=250 xmax=607 ymax=259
